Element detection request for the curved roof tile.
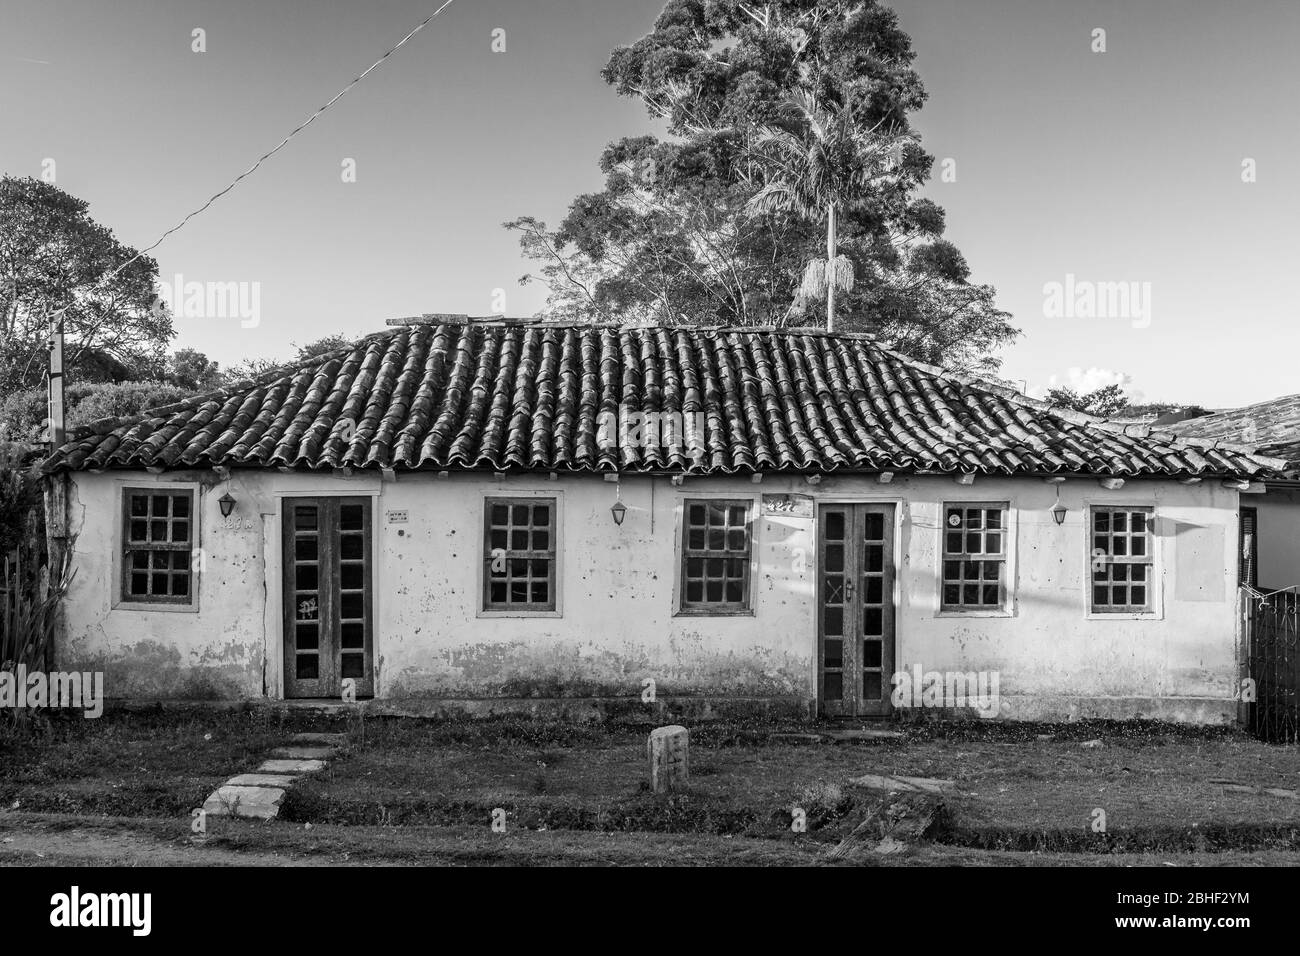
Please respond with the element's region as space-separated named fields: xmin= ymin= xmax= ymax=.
xmin=41 ymin=322 xmax=1286 ymax=479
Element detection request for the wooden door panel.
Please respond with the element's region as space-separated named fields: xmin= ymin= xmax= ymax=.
xmin=859 ymin=505 xmax=895 ymax=717
xmin=818 ymin=503 xmax=896 ymax=718
xmin=818 ymin=506 xmax=854 ymax=717
xmin=283 ymin=498 xmax=373 ymax=699
xmin=335 ymin=499 xmax=374 ymax=698
xmin=284 ymin=501 xmax=331 ymax=698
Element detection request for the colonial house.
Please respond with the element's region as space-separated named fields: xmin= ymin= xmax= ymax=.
xmin=1170 ymin=393 xmax=1300 ymax=593
xmin=39 ymin=319 xmax=1287 ymax=723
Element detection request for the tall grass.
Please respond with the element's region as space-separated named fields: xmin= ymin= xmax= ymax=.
xmin=0 ymin=450 xmax=75 ymax=730
xmin=1 ymin=545 xmax=72 ymax=672
xmin=0 ymin=542 xmax=74 ymax=733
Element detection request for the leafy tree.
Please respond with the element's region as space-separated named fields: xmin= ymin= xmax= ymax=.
xmin=218 ymin=358 xmax=276 ymax=385
xmin=1045 ymin=384 xmax=1129 ymax=417
xmin=507 ymin=138 xmax=819 ymax=326
xmin=511 ymin=0 xmax=1017 ymax=371
xmin=749 ymin=91 xmax=915 ymax=330
xmin=0 ymin=381 xmax=196 ymax=439
xmin=0 ymin=453 xmax=41 ymax=556
xmin=65 ymin=381 xmax=195 ymax=426
xmin=292 ymin=335 xmax=353 ymax=361
xmin=217 ymin=335 xmax=353 ymax=387
xmin=0 ymin=176 xmax=172 ymax=391
xmin=165 ymin=348 xmax=222 ymax=391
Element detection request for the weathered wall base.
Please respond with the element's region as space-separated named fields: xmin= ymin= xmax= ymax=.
xmin=365 ymin=695 xmax=813 ymax=721
xmin=990 ymin=695 xmax=1237 ymax=725
xmin=103 ymin=695 xmax=811 ymax=722
xmin=60 ymin=469 xmax=1246 ymax=726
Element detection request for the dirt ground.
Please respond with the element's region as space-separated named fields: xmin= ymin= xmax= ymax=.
xmin=4 ymin=814 xmax=1299 ymax=867
xmin=2 ymin=711 xmax=1299 ymax=866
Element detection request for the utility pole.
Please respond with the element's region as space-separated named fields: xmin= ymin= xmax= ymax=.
xmin=43 ymin=312 xmax=69 ymax=671
xmin=47 ymin=315 xmax=65 ymax=450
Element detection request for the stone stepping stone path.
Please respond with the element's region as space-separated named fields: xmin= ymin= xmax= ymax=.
xmin=1210 ymin=779 xmax=1299 ymax=800
xmin=202 ymin=732 xmax=345 ymax=821
xmin=258 ymin=758 xmax=326 ymax=774
xmin=848 ymin=773 xmax=955 ymax=794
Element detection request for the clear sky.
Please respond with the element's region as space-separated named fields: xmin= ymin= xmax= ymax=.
xmin=2 ymin=0 xmax=1296 ymax=407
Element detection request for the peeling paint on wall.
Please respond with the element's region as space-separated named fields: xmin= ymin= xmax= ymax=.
xmin=56 ymin=471 xmax=1244 ymax=722
xmin=385 ymin=641 xmax=807 ymax=699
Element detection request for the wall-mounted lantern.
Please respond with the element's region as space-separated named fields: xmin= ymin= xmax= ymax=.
xmin=1050 ymin=483 xmax=1068 ymax=525
xmin=218 ymin=492 xmax=237 ymax=518
xmin=610 ymin=499 xmax=627 ymax=526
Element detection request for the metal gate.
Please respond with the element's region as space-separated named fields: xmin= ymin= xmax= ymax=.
xmin=1244 ymin=588 xmax=1299 ymax=743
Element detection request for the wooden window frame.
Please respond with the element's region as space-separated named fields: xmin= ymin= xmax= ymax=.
xmin=482 ymin=497 xmax=558 ymax=613
xmin=677 ymin=498 xmax=754 ymax=615
xmin=940 ymin=502 xmax=1009 ymax=612
xmin=119 ymin=486 xmax=197 ymax=607
xmin=1088 ymin=505 xmax=1155 ymax=614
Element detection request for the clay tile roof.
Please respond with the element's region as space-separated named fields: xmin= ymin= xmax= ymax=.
xmin=40 ymin=322 xmax=1287 ymax=479
xmin=1167 ymin=393 xmax=1300 ymax=465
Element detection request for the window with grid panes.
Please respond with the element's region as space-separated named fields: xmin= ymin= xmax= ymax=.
xmin=941 ymin=503 xmax=1007 ymax=610
xmin=1090 ymin=507 xmax=1153 ymax=612
xmin=680 ymin=499 xmax=752 ymax=612
xmin=121 ymin=488 xmax=195 ymax=604
xmin=484 ymin=499 xmax=556 ymax=611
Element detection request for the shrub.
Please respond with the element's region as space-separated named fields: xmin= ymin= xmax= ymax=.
xmin=0 ymin=380 xmax=196 ymax=437
xmin=0 ymin=453 xmax=42 ymax=557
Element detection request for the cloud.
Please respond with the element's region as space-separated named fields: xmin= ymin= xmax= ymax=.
xmin=1031 ymin=367 xmax=1142 ymax=401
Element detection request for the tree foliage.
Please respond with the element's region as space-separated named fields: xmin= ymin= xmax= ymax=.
xmin=217 ymin=334 xmax=352 ymax=387
xmin=510 ymin=0 xmax=1017 ymax=371
xmin=0 ymin=381 xmax=197 ymax=439
xmin=1044 ymin=384 xmax=1130 ymax=417
xmin=165 ymin=348 xmax=222 ymax=391
xmin=292 ymin=334 xmax=353 ymax=361
xmin=748 ymin=91 xmax=917 ymax=328
xmin=0 ymin=176 xmax=172 ymax=391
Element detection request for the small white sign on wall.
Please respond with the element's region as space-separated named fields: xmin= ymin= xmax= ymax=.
xmin=386 ymin=510 xmax=408 ymax=524
xmin=762 ymin=493 xmax=813 ymax=519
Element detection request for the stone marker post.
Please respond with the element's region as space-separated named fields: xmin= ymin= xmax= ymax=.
xmin=647 ymin=725 xmax=689 ymax=794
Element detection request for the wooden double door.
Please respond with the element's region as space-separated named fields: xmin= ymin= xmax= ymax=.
xmin=283 ymin=498 xmax=374 ymax=699
xmin=817 ymin=503 xmax=897 ymax=717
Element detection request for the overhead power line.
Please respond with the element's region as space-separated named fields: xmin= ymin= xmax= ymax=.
xmin=48 ymin=0 xmax=459 ymax=325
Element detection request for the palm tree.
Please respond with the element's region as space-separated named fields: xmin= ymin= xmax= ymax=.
xmin=748 ymin=93 xmax=915 ymax=332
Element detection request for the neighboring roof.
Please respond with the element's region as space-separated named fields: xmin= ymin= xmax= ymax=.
xmin=41 ymin=322 xmax=1286 ymax=479
xmin=1152 ymin=407 xmax=1214 ymax=428
xmin=1168 ymin=393 xmax=1300 ymax=465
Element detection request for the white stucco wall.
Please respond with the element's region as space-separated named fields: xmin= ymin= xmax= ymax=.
xmin=55 ymin=468 xmax=1245 ymax=722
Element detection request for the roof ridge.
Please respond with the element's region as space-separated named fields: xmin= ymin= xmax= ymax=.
xmin=1198 ymin=390 xmax=1300 ymax=416
xmin=1172 ymin=392 xmax=1300 ymax=437
xmin=868 ymin=340 xmax=1286 ymax=471
xmin=387 ymin=314 xmax=886 ymax=339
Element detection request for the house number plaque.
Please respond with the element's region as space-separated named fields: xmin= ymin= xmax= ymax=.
xmin=761 ymin=494 xmax=813 ymax=518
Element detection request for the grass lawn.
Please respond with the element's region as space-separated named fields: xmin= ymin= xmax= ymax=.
xmin=2 ymin=710 xmax=1299 ymax=865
